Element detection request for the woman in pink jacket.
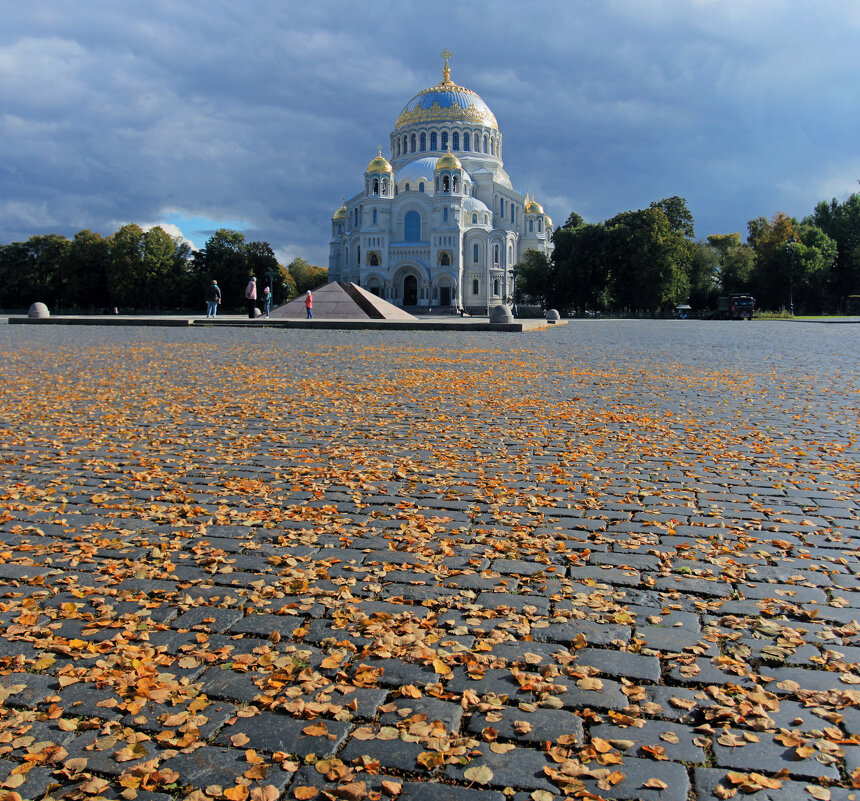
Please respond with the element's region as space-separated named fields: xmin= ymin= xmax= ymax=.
xmin=305 ymin=291 xmax=313 ymax=319
xmin=245 ymin=277 xmax=257 ymax=319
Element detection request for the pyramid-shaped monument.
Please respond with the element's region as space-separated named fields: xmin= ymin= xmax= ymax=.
xmin=270 ymin=282 xmax=418 ymax=320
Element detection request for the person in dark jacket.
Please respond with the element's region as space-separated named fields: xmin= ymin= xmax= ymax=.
xmin=205 ymin=280 xmax=221 ymax=318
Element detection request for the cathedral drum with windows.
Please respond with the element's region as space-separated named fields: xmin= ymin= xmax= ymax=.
xmin=328 ymin=52 xmax=553 ymax=314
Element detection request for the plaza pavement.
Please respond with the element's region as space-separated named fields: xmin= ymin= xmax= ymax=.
xmin=0 ymin=320 xmax=857 ymax=801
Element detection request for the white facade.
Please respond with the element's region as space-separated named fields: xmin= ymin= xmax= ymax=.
xmin=328 ymin=55 xmax=553 ymax=313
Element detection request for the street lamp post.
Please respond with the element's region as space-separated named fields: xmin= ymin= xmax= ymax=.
xmin=511 ymin=266 xmax=519 ymax=317
xmin=785 ymin=235 xmax=798 ymax=316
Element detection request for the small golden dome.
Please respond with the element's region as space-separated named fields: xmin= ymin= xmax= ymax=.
xmin=365 ymin=148 xmax=393 ymax=174
xmin=525 ymin=193 xmax=544 ymax=215
xmin=435 ymin=148 xmax=462 ymax=171
xmin=333 ymin=199 xmax=347 ymax=220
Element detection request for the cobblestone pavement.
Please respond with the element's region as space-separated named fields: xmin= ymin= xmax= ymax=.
xmin=0 ymin=320 xmax=858 ymax=801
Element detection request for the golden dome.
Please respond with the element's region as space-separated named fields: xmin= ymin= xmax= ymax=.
xmin=333 ymin=199 xmax=347 ymax=220
xmin=435 ymin=148 xmax=462 ymax=171
xmin=525 ymin=194 xmax=544 ymax=215
xmin=365 ymin=148 xmax=393 ymax=174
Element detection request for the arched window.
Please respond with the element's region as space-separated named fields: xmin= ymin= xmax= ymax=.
xmin=419 ymin=182 xmax=424 ymax=192
xmin=472 ymin=278 xmax=479 ymax=295
xmin=529 ymin=219 xmax=534 ymax=232
xmin=499 ymin=198 xmax=504 ymax=215
xmin=403 ymin=135 xmax=408 ymax=153
xmin=410 ymin=133 xmax=416 ymax=152
xmin=493 ymin=278 xmax=500 ymax=296
xmin=493 ymin=244 xmax=500 ymax=265
xmin=382 ymin=178 xmax=389 ymax=194
xmin=357 ymin=246 xmax=361 ymax=264
xmin=430 ymin=132 xmax=437 ymax=150
xmin=441 ymin=131 xmax=448 ymax=149
xmin=452 ymin=176 xmax=458 ymax=193
xmin=538 ymin=219 xmax=543 ymax=233
xmin=372 ymin=209 xmax=378 ymax=225
xmin=443 ymin=207 xmax=448 ymax=223
xmin=404 ymin=211 xmax=421 ymax=242
xmin=369 ymin=252 xmax=379 ymax=267
xmin=443 ymin=176 xmax=449 ymax=192
xmin=372 ymin=178 xmax=379 ymax=195
xmin=354 ymin=208 xmax=359 ymax=227
xmin=452 ymin=132 xmax=459 ymax=150
xmin=483 ymin=135 xmax=488 ymax=153
xmin=511 ymin=204 xmax=515 ymax=223
xmin=440 ymin=252 xmax=451 ymax=266
xmin=473 ymin=243 xmax=479 ymax=263
xmin=405 ymin=183 xmax=410 ymax=191
xmin=472 ymin=213 xmax=477 ymax=224
xmin=395 ymin=139 xmax=400 ymax=156
xmin=490 ymin=139 xmax=495 ymax=155
xmin=463 ymin=132 xmax=470 ymax=151
xmin=420 ymin=132 xmax=426 ymax=151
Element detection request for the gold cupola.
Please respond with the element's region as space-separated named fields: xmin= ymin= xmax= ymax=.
xmin=435 ymin=147 xmax=462 ymax=171
xmin=365 ymin=148 xmax=393 ymax=174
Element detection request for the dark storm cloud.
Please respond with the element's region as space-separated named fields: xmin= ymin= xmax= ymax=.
xmin=1 ymin=0 xmax=858 ymax=265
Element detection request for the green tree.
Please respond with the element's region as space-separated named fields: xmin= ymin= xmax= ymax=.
xmin=707 ymin=233 xmax=755 ymax=296
xmin=515 ymin=249 xmax=554 ymax=309
xmin=65 ymin=230 xmax=111 ymax=310
xmin=686 ymin=241 xmax=720 ymax=311
xmin=605 ymin=207 xmax=690 ymax=314
xmin=106 ymin=224 xmax=146 ymax=308
xmin=287 ymin=257 xmax=328 ymax=294
xmin=551 ymin=223 xmax=610 ymax=315
xmin=651 ymin=196 xmax=695 ymax=238
xmin=195 ymin=229 xmax=249 ymax=311
xmin=561 ymin=211 xmax=584 ymax=230
xmin=805 ymin=193 xmax=860 ymax=308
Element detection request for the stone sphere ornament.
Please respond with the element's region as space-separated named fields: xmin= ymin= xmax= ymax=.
xmin=28 ymin=302 xmax=50 ymax=318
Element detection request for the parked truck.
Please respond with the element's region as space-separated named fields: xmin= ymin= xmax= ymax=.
xmin=715 ymin=294 xmax=755 ymax=320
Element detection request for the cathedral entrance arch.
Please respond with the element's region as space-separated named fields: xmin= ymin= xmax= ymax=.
xmin=403 ymin=275 xmax=418 ymax=305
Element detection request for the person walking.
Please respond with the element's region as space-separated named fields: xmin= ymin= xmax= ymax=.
xmin=304 ymin=290 xmax=313 ymax=319
xmin=262 ymin=286 xmax=272 ymax=318
xmin=205 ymin=280 xmax=221 ymax=318
xmin=244 ymin=276 xmax=257 ymax=319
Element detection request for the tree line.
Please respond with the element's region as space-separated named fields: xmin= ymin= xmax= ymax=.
xmin=0 ymin=225 xmax=328 ymax=313
xmin=517 ymin=192 xmax=860 ymax=315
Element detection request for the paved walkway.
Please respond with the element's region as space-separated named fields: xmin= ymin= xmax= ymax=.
xmin=0 ymin=320 xmax=857 ymax=800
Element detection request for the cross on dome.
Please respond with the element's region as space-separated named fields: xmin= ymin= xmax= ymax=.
xmin=441 ymin=48 xmax=453 ymax=84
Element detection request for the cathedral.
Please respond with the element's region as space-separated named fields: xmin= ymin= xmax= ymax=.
xmin=328 ymin=52 xmax=554 ymax=314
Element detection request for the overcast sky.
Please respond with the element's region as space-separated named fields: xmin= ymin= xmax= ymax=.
xmin=2 ymin=0 xmax=858 ymax=267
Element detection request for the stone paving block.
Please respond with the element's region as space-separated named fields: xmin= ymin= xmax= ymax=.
xmin=569 ymin=565 xmax=642 ymax=587
xmin=215 ymin=709 xmax=352 ymax=756
xmin=0 ymin=670 xmax=58 ymax=708
xmin=121 ymin=697 xmax=237 ymax=738
xmin=711 ymin=728 xmax=840 ymax=781
xmin=400 ymin=781 xmax=506 ymax=801
xmin=161 ymin=744 xmax=294 ymax=792
xmin=570 ymin=755 xmax=691 ymax=801
xmin=64 ymin=728 xmax=161 ymax=776
xmin=761 ymin=665 xmax=854 ymax=694
xmin=694 ymin=768 xmax=857 ymax=801
xmin=474 ymin=591 xmax=551 ymax=615
xmin=590 ymin=719 xmax=708 ymax=764
xmin=171 ymin=606 xmax=244 ymax=632
xmin=340 ymin=732 xmax=427 ymax=772
xmin=198 ymin=666 xmax=263 ymax=704
xmin=227 ymin=612 xmax=305 ymax=638
xmin=55 ymin=681 xmax=126 ymax=721
xmin=532 ymin=620 xmax=631 ymax=647
xmin=467 ymin=704 xmax=584 ymax=744
xmin=443 ymin=742 xmax=556 ymax=793
xmin=574 ymin=647 xmax=661 ymax=682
